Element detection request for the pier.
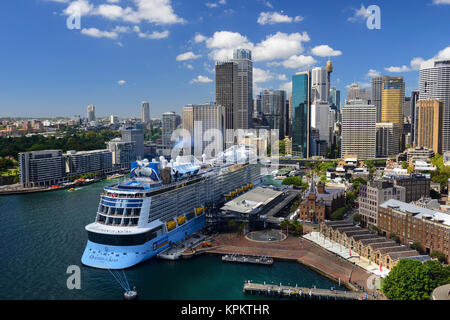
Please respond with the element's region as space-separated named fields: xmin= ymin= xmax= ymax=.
xmin=222 ymin=254 xmax=273 ymax=265
xmin=243 ymin=282 xmax=370 ymax=300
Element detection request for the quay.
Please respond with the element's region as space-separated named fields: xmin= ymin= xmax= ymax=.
xmin=222 ymin=254 xmax=273 ymax=265
xmin=243 ymin=282 xmax=370 ymax=300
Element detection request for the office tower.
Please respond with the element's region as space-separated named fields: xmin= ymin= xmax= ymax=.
xmin=110 ymin=115 xmax=118 ymax=125
xmin=310 ymin=101 xmax=331 ymax=145
xmin=416 ymin=99 xmax=444 ymax=155
xmin=254 ymin=93 xmax=262 ymax=119
xmin=288 ymin=94 xmax=293 ymax=137
xmin=121 ymin=127 xmax=144 ymax=160
xmin=285 ymin=98 xmax=290 ymax=138
xmin=183 ymin=104 xmax=224 ymax=157
xmin=311 ymin=67 xmax=329 ymax=102
xmin=87 ymin=105 xmax=95 ymax=122
xmin=182 ymin=105 xmax=194 ymax=139
xmin=215 ymin=61 xmax=239 ymax=131
xmin=403 ymin=97 xmax=411 ymax=120
xmin=162 ymin=112 xmax=181 ymax=147
xmin=108 ymin=139 xmax=136 ymax=167
xmin=381 ymin=76 xmax=405 ymax=130
xmin=261 ymin=89 xmax=286 ymax=138
xmin=329 ymin=87 xmax=341 ymax=112
xmin=292 ymin=71 xmax=311 ymax=158
xmin=19 ymin=150 xmax=65 ymax=188
xmin=231 ymin=49 xmax=253 ymax=130
xmin=141 ymin=101 xmax=150 ymax=124
xmin=411 ymin=91 xmax=420 ymax=146
xmin=341 ymin=102 xmax=376 ymax=159
xmin=347 ymin=83 xmax=370 ymax=104
xmin=376 ymin=122 xmax=401 ymax=157
xmin=419 ymin=59 xmax=450 ymax=152
xmin=371 ymin=76 xmax=383 ymax=122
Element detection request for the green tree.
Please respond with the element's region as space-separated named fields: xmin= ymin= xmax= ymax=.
xmin=430 ymin=189 xmax=441 ymax=200
xmin=411 ymin=242 xmax=425 ymax=255
xmin=401 ymin=161 xmax=409 ymax=170
xmin=382 ymin=259 xmax=449 ymax=300
xmin=431 ymin=250 xmax=447 ymax=264
xmin=353 ymin=213 xmax=362 ymax=224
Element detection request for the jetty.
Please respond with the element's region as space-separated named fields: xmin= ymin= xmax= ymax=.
xmin=243 ymin=282 xmax=371 ymax=300
xmin=222 ymin=254 xmax=274 ymax=266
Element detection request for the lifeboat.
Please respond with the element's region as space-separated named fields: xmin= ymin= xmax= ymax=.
xmin=166 ymin=220 xmax=176 ymax=231
xmin=249 ymin=184 xmax=254 ymax=189
xmin=177 ymin=216 xmax=186 ymax=225
xmin=243 ymin=185 xmax=249 ymax=191
xmin=231 ymin=191 xmax=237 ymax=197
xmin=196 ymin=207 xmax=204 ymax=216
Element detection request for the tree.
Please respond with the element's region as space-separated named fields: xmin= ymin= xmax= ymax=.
xmin=411 ymin=242 xmax=425 ymax=255
xmin=382 ymin=259 xmax=449 ymax=300
xmin=401 ymin=161 xmax=409 ymax=170
xmin=353 ymin=213 xmax=362 ymax=224
xmin=431 ymin=250 xmax=448 ymax=264
xmin=430 ymin=189 xmax=441 ymax=200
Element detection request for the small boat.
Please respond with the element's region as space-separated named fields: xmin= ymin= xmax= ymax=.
xmin=68 ymin=188 xmax=75 ymax=192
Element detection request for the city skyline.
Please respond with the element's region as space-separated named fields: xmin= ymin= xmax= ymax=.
xmin=1 ymin=1 xmax=450 ymax=118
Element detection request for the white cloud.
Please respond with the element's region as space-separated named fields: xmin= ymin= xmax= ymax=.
xmin=257 ymin=12 xmax=303 ymax=25
xmin=205 ymin=0 xmax=226 ymax=8
xmin=184 ymin=63 xmax=194 ymax=70
xmin=81 ymin=27 xmax=118 ymax=39
xmin=253 ymin=68 xmax=274 ymax=83
xmin=433 ymin=0 xmax=450 ymax=4
xmin=253 ymin=32 xmax=310 ymax=61
xmin=194 ymin=33 xmax=207 ymax=43
xmin=311 ymin=45 xmax=342 ymax=57
xmin=190 ymin=75 xmax=213 ymax=84
xmin=347 ymin=4 xmax=370 ymax=23
xmin=63 ymin=0 xmax=185 ymax=25
xmin=385 ymin=65 xmax=411 ymax=73
xmin=133 ymin=26 xmax=169 ymax=39
xmin=366 ymin=69 xmax=381 ymax=78
xmin=277 ymin=74 xmax=287 ymax=81
xmin=117 ymin=80 xmax=126 ymax=85
xmin=271 ymin=54 xmax=317 ymax=69
xmin=176 ymin=51 xmax=201 ymax=61
xmin=206 ymin=31 xmax=253 ymax=61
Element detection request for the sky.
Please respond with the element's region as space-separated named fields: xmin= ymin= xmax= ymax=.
xmin=0 ymin=0 xmax=450 ymax=119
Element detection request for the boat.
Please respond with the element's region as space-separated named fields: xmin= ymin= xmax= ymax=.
xmin=81 ymin=145 xmax=261 ymax=269
xmin=68 ymin=188 xmax=75 ymax=192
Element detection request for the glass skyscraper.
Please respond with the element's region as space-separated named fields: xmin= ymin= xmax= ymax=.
xmin=292 ymin=72 xmax=311 ymax=158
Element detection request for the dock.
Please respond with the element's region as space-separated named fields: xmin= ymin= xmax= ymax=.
xmin=222 ymin=254 xmax=273 ymax=265
xmin=243 ymin=282 xmax=370 ymax=300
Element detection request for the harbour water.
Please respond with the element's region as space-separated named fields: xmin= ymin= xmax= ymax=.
xmin=0 ymin=179 xmax=344 ymax=300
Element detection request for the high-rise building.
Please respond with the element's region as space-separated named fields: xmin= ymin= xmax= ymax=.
xmin=162 ymin=112 xmax=181 ymax=147
xmin=376 ymin=122 xmax=401 ymax=157
xmin=110 ymin=115 xmax=118 ymax=125
xmin=311 ymin=67 xmax=329 ymax=102
xmin=253 ymin=93 xmax=262 ymax=119
xmin=381 ymin=76 xmax=405 ymax=131
xmin=261 ymin=89 xmax=286 ymax=138
xmin=416 ymin=99 xmax=444 ymax=155
xmin=232 ymin=49 xmax=253 ymax=130
xmin=64 ymin=150 xmax=113 ymax=176
xmin=19 ymin=150 xmax=66 ymax=188
xmin=371 ymin=76 xmax=383 ymax=122
xmin=141 ymin=101 xmax=150 ymax=124
xmin=292 ymin=71 xmax=311 ymax=158
xmin=108 ymin=139 xmax=136 ymax=167
xmin=419 ymin=59 xmax=450 ymax=152
xmin=341 ymin=102 xmax=376 ymax=159
xmin=411 ymin=91 xmax=420 ymax=146
xmin=347 ymin=83 xmax=370 ymax=104
xmin=215 ymin=61 xmax=239 ymax=132
xmin=329 ymin=87 xmax=341 ymax=112
xmin=310 ymin=101 xmax=331 ymax=145
xmin=121 ymin=127 xmax=144 ymax=160
xmin=87 ymin=105 xmax=96 ymax=122
xmin=326 ymin=60 xmax=333 ymax=101
xmin=288 ymin=94 xmax=293 ymax=137
xmin=183 ymin=104 xmax=224 ymax=157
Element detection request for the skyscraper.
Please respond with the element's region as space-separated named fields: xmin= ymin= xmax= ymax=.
xmin=141 ymin=101 xmax=150 ymax=124
xmin=162 ymin=112 xmax=181 ymax=147
xmin=341 ymin=102 xmax=376 ymax=159
xmin=121 ymin=127 xmax=144 ymax=160
xmin=347 ymin=83 xmax=370 ymax=104
xmin=371 ymin=76 xmax=383 ymax=122
xmin=87 ymin=105 xmax=95 ymax=122
xmin=311 ymin=67 xmax=329 ymax=103
xmin=329 ymin=87 xmax=341 ymax=111
xmin=232 ymin=49 xmax=253 ymax=130
xmin=292 ymin=71 xmax=311 ymax=158
xmin=191 ymin=104 xmax=224 ymax=157
xmin=261 ymin=89 xmax=286 ymax=138
xmin=419 ymin=59 xmax=450 ymax=152
xmin=416 ymin=99 xmax=444 ymax=155
xmin=215 ymin=61 xmax=238 ymax=131
xmin=411 ymin=91 xmax=420 ymax=146
xmin=381 ymin=76 xmax=405 ymax=130
xmin=376 ymin=122 xmax=401 ymax=157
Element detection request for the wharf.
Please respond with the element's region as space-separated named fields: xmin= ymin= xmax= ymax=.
xmin=222 ymin=254 xmax=273 ymax=265
xmin=243 ymin=282 xmax=370 ymax=300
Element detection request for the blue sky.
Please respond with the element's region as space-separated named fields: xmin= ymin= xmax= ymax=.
xmin=0 ymin=0 xmax=449 ymax=118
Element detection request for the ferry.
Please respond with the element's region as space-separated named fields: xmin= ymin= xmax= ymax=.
xmin=81 ymin=146 xmax=261 ymax=269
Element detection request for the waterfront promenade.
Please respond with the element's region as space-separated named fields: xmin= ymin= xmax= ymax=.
xmin=202 ymin=232 xmax=386 ymax=297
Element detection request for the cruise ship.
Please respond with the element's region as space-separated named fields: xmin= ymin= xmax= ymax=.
xmin=81 ymin=146 xmax=261 ymax=269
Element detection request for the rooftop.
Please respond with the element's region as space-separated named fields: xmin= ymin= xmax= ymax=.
xmin=221 ymin=187 xmax=283 ymax=214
